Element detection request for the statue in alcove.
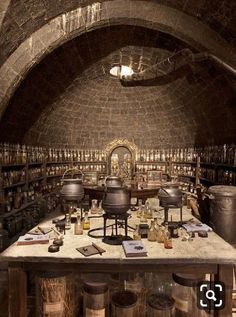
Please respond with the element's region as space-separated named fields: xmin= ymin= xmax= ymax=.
xmin=110 ymin=146 xmax=132 ymax=180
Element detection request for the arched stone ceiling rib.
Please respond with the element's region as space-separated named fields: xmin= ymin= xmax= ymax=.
xmin=0 ymin=0 xmax=235 ymax=66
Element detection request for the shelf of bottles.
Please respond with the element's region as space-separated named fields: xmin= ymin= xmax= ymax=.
xmin=46 ymin=164 xmax=71 ymax=178
xmin=46 ymin=148 xmax=106 ymax=163
xmin=45 ymin=148 xmax=107 ymax=174
xmin=2 ymin=189 xmax=60 ymax=247
xmin=136 ymin=145 xmax=236 ymax=186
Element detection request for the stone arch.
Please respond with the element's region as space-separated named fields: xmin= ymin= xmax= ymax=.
xmin=0 ymin=0 xmax=11 ymax=28
xmin=105 ymin=138 xmax=138 ymax=158
xmin=0 ymin=0 xmax=235 ymax=117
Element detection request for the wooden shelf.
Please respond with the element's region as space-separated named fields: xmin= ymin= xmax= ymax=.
xmin=136 ymin=161 xmax=167 ymax=164
xmin=172 ymin=161 xmax=197 ymax=164
xmin=1 ymin=163 xmax=26 ymax=168
xmin=46 ymin=161 xmax=72 ymax=165
xmin=28 ymin=176 xmax=44 ymax=183
xmin=199 ymin=162 xmax=214 ymax=167
xmin=3 ymin=181 xmax=26 ymax=190
xmin=28 ymin=162 xmax=44 ymax=166
xmin=2 ymin=200 xmax=38 ymax=218
xmin=46 ymin=174 xmax=63 ymax=178
xmin=199 ymin=177 xmax=215 ymax=184
xmin=216 ymin=163 xmax=236 ymax=170
xmin=176 ymin=174 xmax=195 ymax=179
xmin=74 ymin=161 xmax=107 ymax=164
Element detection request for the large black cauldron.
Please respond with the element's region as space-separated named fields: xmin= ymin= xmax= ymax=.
xmin=60 ymin=169 xmax=84 ymax=202
xmin=158 ymin=186 xmax=182 ymax=208
xmin=102 ymin=176 xmax=130 ymax=215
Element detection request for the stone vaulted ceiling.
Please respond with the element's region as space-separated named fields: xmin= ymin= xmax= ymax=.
xmin=0 ymin=0 xmax=235 ymax=148
xmin=0 ymin=25 xmax=235 ymax=148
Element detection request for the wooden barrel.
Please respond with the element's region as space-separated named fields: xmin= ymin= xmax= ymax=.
xmin=35 ymin=272 xmax=76 ymax=317
xmin=147 ymin=293 xmax=175 ymax=317
xmin=111 ymin=290 xmax=138 ymax=317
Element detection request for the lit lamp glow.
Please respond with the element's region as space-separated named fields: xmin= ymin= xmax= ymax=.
xmin=110 ymin=65 xmax=134 ymax=78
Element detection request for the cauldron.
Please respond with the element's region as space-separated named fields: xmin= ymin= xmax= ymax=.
xmin=60 ymin=169 xmax=84 ymax=201
xmin=158 ymin=186 xmax=182 ymax=208
xmin=104 ymin=176 xmax=123 ymax=188
xmin=102 ymin=176 xmax=130 ymax=214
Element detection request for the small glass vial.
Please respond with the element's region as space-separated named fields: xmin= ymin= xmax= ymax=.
xmin=97 ymin=201 xmax=103 ymax=215
xmin=148 ymin=221 xmax=157 ymax=242
xmin=65 ymin=213 xmax=71 ymax=230
xmin=83 ymin=211 xmax=90 ymax=230
xmin=91 ymin=199 xmax=98 ymax=214
xmin=133 ymin=225 xmax=141 ymax=240
xmin=140 ymin=206 xmax=147 ymax=223
xmin=74 ymin=215 xmax=83 ymax=235
xmin=145 ymin=201 xmax=153 ymax=219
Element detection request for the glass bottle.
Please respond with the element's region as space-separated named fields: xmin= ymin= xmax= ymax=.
xmin=74 ymin=214 xmax=83 ymax=235
xmin=156 ymin=225 xmax=165 ymax=243
xmin=164 ymin=224 xmax=173 ymax=249
xmin=140 ymin=206 xmax=147 ymax=223
xmin=145 ymin=201 xmax=153 ymax=219
xmin=83 ymin=211 xmax=90 ymax=230
xmin=133 ymin=224 xmax=141 ymax=240
xmin=148 ymin=221 xmax=156 ymax=241
xmin=65 ymin=213 xmax=71 ymax=230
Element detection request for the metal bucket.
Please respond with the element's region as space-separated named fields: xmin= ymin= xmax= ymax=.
xmin=208 ymin=185 xmax=236 ymax=243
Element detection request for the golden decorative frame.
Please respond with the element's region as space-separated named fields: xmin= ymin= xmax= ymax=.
xmin=105 ymin=139 xmax=138 ymax=157
xmin=104 ymin=139 xmax=138 ymax=176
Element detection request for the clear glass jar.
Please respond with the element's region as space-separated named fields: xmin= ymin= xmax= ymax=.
xmin=172 ymin=273 xmax=205 ymax=316
xmin=83 ymin=276 xmax=109 ymax=317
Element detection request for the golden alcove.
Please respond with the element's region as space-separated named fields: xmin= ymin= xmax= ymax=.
xmin=105 ymin=139 xmax=138 ymax=181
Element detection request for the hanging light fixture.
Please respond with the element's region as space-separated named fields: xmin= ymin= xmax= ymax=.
xmin=110 ymin=65 xmax=134 ymax=78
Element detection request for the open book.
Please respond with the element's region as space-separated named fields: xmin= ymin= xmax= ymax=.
xmin=182 ymin=223 xmax=213 ymax=233
xmin=122 ymin=240 xmax=147 ymax=257
xmin=17 ymin=234 xmax=49 ymax=245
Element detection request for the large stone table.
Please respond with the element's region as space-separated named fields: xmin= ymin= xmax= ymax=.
xmin=1 ymin=208 xmax=236 ymax=317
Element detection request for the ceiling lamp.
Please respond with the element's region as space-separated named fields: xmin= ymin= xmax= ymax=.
xmin=110 ymin=65 xmax=134 ymax=78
